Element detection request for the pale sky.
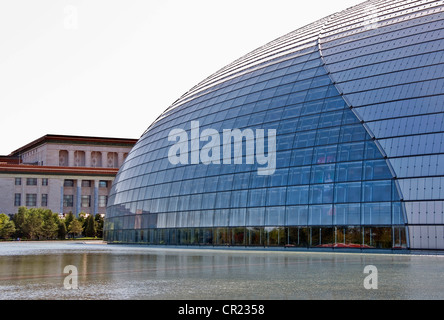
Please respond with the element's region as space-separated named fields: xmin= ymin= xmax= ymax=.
xmin=0 ymin=0 xmax=365 ymax=155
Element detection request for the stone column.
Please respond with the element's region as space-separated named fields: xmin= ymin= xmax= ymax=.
xmin=93 ymin=179 xmax=99 ymax=216
xmin=118 ymin=152 xmax=124 ymax=168
xmin=102 ymin=152 xmax=108 ymax=168
xmin=76 ymin=179 xmax=82 ymax=218
xmin=85 ymin=151 xmax=92 ymax=168
xmin=60 ymin=180 xmax=64 ymax=215
xmin=68 ymin=150 xmax=75 ymax=167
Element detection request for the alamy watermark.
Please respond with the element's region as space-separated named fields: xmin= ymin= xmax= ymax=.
xmin=363 ymin=265 xmax=378 ymax=290
xmin=168 ymin=121 xmax=277 ymax=176
xmin=63 ymin=265 xmax=78 ymax=290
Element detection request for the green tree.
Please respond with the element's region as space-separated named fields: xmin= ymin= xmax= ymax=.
xmin=57 ymin=221 xmax=67 ymax=240
xmin=12 ymin=207 xmax=27 ymax=238
xmin=68 ymin=219 xmax=83 ymax=238
xmin=22 ymin=208 xmax=44 ymax=240
xmin=64 ymin=212 xmax=74 ymax=230
xmin=78 ymin=212 xmax=88 ymax=235
xmin=94 ymin=214 xmax=104 ymax=238
xmin=40 ymin=209 xmax=59 ymax=239
xmin=85 ymin=215 xmax=96 ymax=238
xmin=0 ymin=214 xmax=16 ymax=239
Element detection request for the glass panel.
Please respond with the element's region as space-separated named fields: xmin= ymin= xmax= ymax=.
xmin=288 ymin=227 xmax=309 ymax=247
xmin=309 ymin=205 xmax=334 ymax=226
xmin=310 ymin=184 xmax=334 ymax=204
xmin=363 ymin=203 xmax=392 ymax=225
xmin=319 ymin=228 xmax=335 ymax=247
xmin=291 ymin=148 xmax=314 ymax=166
xmin=311 ymin=164 xmax=335 ymax=184
xmin=335 ymin=182 xmax=362 ymax=203
xmin=248 ymin=227 xmax=265 ymax=246
xmin=215 ymin=228 xmax=230 ymax=246
xmin=247 ymin=208 xmax=265 ymax=226
xmin=364 ymin=160 xmax=393 ymax=180
xmin=288 ymin=166 xmax=311 ymax=185
xmin=286 ymin=186 xmax=309 ymax=205
xmin=231 ymin=227 xmax=246 ymax=245
xmin=336 ymin=227 xmax=362 ymax=248
xmin=313 ymin=145 xmax=337 ymax=164
xmin=336 ymin=162 xmax=363 ymax=182
xmin=286 ymin=206 xmax=309 ymax=226
xmin=229 ymin=209 xmax=246 ymax=227
xmin=393 ymin=226 xmax=407 ymax=249
xmin=333 ymin=203 xmax=361 ymax=226
xmin=248 ymin=189 xmax=266 ymax=206
xmin=310 ymin=228 xmax=321 ymax=247
xmin=266 ymin=227 xmax=286 ymax=246
xmin=363 ymin=227 xmax=392 ymax=249
xmin=363 ymin=181 xmax=392 ymax=202
xmin=265 ymin=207 xmax=285 ymax=226
xmin=338 ymin=142 xmax=365 ymax=161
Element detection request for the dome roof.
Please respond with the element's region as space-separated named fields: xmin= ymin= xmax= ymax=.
xmin=105 ymin=0 xmax=444 ymax=250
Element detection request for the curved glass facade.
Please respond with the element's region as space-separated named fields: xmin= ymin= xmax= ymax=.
xmin=104 ymin=0 xmax=444 ymax=250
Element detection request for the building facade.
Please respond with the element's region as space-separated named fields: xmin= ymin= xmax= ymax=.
xmin=0 ymin=135 xmax=137 ymax=217
xmin=104 ymin=0 xmax=444 ymax=251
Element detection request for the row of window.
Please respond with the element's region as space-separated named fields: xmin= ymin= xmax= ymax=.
xmin=63 ymin=179 xmax=109 ymax=188
xmin=62 ymin=195 xmax=108 ymax=208
xmin=104 ymin=226 xmax=407 ymax=250
xmin=14 ymin=193 xmax=48 ymax=207
xmin=110 ymin=179 xmax=398 ymax=211
xmin=14 ymin=178 xmax=110 ymax=188
xmin=107 ymin=201 xmax=405 ymax=228
xmin=15 ymin=178 xmax=48 ymax=186
xmin=114 ymin=157 xmax=391 ymax=194
xmin=14 ymin=193 xmax=108 ymax=208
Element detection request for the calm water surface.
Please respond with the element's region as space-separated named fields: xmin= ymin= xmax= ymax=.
xmin=0 ymin=241 xmax=443 ymax=300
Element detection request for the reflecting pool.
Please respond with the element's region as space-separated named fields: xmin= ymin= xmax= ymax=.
xmin=0 ymin=241 xmax=443 ymax=300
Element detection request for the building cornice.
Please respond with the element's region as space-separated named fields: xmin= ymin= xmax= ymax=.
xmin=9 ymin=134 xmax=138 ymax=157
xmin=0 ymin=164 xmax=119 ymax=177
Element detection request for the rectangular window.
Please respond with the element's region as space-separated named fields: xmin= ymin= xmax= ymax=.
xmin=26 ymin=194 xmax=37 ymax=207
xmin=363 ymin=180 xmax=392 ymax=202
xmin=82 ymin=180 xmax=92 ymax=188
xmin=99 ymin=180 xmax=108 ymax=188
xmin=15 ymin=178 xmax=22 ymax=186
xmin=26 ymin=178 xmax=38 ymax=186
xmin=64 ymin=180 xmax=74 ymax=187
xmin=63 ymin=195 xmax=74 ymax=207
xmin=98 ymin=195 xmax=108 ymax=208
xmin=81 ymin=195 xmax=91 ymax=208
xmin=335 ymin=183 xmax=362 ymax=203
xmin=41 ymin=194 xmax=48 ymax=207
xmin=14 ymin=193 xmax=21 ymax=207
xmin=286 ymin=186 xmax=310 ymax=205
xmin=42 ymin=178 xmax=48 ymax=186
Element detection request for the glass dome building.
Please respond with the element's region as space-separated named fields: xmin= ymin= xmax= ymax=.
xmin=104 ymin=0 xmax=444 ymax=251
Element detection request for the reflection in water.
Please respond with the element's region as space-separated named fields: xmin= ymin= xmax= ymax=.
xmin=0 ymin=242 xmax=443 ymax=300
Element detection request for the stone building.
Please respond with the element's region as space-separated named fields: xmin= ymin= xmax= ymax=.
xmin=0 ymin=135 xmax=137 ymax=217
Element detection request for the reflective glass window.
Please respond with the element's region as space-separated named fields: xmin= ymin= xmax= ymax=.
xmin=335 ymin=182 xmax=362 ymax=203
xmin=309 ymin=205 xmax=334 ymax=226
xmin=363 ymin=180 xmax=392 ymax=202
xmin=334 ymin=203 xmax=361 ymax=225
xmin=287 ymin=186 xmax=310 ymax=205
xmin=336 ymin=162 xmax=363 ymax=182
